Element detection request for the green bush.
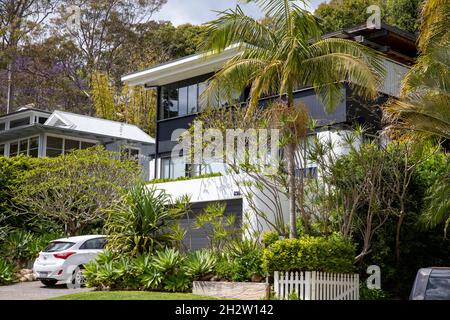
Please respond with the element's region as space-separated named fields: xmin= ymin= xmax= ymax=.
xmin=84 ymin=248 xmax=201 ymax=292
xmin=0 ymin=257 xmax=15 ymax=285
xmin=105 ymin=185 xmax=188 ymax=256
xmin=261 ymin=231 xmax=280 ymax=248
xmin=0 ymin=230 xmax=63 ymax=266
xmin=215 ymin=240 xmax=264 ymax=282
xmin=359 ymin=283 xmax=389 ymax=300
xmin=261 ymin=233 xmax=356 ymax=273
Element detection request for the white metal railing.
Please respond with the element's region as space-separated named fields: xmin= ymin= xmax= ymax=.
xmin=273 ymin=271 xmax=359 ymax=300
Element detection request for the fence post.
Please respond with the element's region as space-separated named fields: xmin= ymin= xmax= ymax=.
xmin=274 ymin=271 xmax=279 ymax=299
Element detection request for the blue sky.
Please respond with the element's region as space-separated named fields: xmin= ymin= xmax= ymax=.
xmin=151 ymin=0 xmax=324 ymax=26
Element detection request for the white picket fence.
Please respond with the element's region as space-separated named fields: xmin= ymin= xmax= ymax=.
xmin=273 ymin=271 xmax=359 ymax=300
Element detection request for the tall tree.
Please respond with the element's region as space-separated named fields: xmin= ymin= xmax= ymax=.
xmin=51 ymin=0 xmax=166 ymax=111
xmin=203 ymin=0 xmax=384 ymax=237
xmin=314 ymin=0 xmax=422 ymax=34
xmin=0 ymin=0 xmax=58 ymax=114
xmin=384 ymin=0 xmax=450 ymax=232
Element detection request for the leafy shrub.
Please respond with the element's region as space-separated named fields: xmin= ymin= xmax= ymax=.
xmin=105 ymin=185 xmax=189 ymax=256
xmin=0 ymin=230 xmax=63 ymax=266
xmin=1 ymin=230 xmax=34 ymax=264
xmin=261 ymin=231 xmax=280 ymax=247
xmin=85 ymin=248 xmax=193 ymax=292
xmin=261 ymin=233 xmax=356 ymax=273
xmin=194 ymin=202 xmax=239 ymax=251
xmin=215 ymin=240 xmax=264 ymax=282
xmin=359 ymin=283 xmax=389 ymax=300
xmin=184 ymin=250 xmax=216 ymax=280
xmin=0 ymin=257 xmax=15 ymax=285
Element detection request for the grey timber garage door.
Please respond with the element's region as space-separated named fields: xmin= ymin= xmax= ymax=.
xmin=180 ymin=199 xmax=243 ymax=251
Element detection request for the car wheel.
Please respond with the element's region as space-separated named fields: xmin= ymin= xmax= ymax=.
xmin=71 ymin=267 xmax=86 ymax=288
xmin=41 ymin=279 xmax=58 ymax=287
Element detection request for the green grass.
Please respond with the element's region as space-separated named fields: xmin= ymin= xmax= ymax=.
xmin=50 ymin=291 xmax=221 ymax=300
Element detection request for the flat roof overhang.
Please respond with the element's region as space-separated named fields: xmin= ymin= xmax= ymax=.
xmin=121 ymin=44 xmax=242 ymax=87
xmin=122 ymin=23 xmax=417 ymax=89
xmin=0 ymin=124 xmax=155 ymax=147
xmin=324 ymin=23 xmax=417 ymax=65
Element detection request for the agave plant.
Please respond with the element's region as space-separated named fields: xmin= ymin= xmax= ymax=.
xmin=140 ymin=268 xmax=163 ymax=290
xmin=163 ymin=273 xmax=191 ymax=292
xmin=183 ymin=250 xmax=217 ymax=280
xmin=152 ymin=248 xmax=184 ymax=272
xmin=1 ymin=230 xmax=34 ymax=265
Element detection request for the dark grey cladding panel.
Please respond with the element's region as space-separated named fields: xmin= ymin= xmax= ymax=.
xmin=158 ymin=140 xmax=178 ymax=154
xmin=179 ymin=199 xmax=243 ymax=252
xmin=158 ymin=114 xmax=195 ymax=138
xmin=293 ymin=88 xmax=347 ymax=126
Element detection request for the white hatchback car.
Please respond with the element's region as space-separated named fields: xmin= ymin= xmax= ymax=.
xmin=33 ymin=235 xmax=106 ymax=287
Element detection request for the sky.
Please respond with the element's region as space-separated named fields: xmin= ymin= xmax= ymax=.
xmin=151 ymin=0 xmax=324 ymax=26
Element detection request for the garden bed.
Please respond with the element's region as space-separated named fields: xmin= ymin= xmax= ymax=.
xmin=193 ymin=281 xmax=270 ymax=300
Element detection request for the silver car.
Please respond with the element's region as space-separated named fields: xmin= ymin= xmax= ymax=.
xmin=410 ymin=267 xmax=450 ymax=300
xmin=33 ymin=235 xmax=106 ymax=287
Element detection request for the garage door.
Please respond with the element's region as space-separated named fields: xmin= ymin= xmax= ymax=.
xmin=179 ymin=199 xmax=243 ymax=251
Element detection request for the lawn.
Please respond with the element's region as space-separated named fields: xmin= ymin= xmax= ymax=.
xmin=50 ymin=291 xmax=220 ymax=300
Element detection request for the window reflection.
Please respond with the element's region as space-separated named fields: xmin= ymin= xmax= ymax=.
xmin=178 ymin=86 xmax=188 ymax=116
xmin=159 ymin=75 xmax=243 ymax=120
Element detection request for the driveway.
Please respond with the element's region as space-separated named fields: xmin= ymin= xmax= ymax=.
xmin=0 ymin=281 xmax=93 ymax=300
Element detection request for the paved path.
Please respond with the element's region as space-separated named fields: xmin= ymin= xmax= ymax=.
xmin=0 ymin=281 xmax=92 ymax=300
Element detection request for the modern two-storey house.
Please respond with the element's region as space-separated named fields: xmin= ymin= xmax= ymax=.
xmin=0 ymin=106 xmax=155 ymax=180
xmin=122 ymin=23 xmax=417 ymax=249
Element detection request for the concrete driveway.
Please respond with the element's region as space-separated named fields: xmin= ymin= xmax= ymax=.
xmin=0 ymin=281 xmax=92 ymax=300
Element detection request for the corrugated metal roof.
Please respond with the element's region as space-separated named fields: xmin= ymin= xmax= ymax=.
xmin=45 ymin=111 xmax=155 ymax=144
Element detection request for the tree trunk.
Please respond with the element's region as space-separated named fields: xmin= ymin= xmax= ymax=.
xmin=395 ymin=204 xmax=405 ymax=264
xmin=287 ymin=143 xmax=297 ymax=238
xmin=6 ymin=62 xmax=13 ymax=114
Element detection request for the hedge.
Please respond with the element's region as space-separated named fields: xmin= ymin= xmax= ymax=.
xmin=261 ymin=233 xmax=356 ymax=274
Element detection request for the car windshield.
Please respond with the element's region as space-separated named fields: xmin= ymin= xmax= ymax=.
xmin=43 ymin=241 xmax=75 ymax=252
xmin=425 ymin=276 xmax=450 ymax=300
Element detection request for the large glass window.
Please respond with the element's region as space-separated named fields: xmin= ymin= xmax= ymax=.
xmin=80 ymin=141 xmax=96 ymax=149
xmin=198 ymin=82 xmax=208 ymax=112
xmin=7 ymin=137 xmax=39 ymax=157
xmin=19 ymin=139 xmax=28 ymax=155
xmin=46 ymin=136 xmax=63 ymax=157
xmin=0 ymin=123 xmax=5 ymax=131
xmin=0 ymin=144 xmax=4 ymax=156
xmin=10 ymin=117 xmax=30 ymax=129
xmin=160 ymin=157 xmax=186 ymax=179
xmin=45 ymin=136 xmax=96 ymax=157
xmin=188 ymin=84 xmax=198 ymax=114
xmin=29 ymin=137 xmax=39 ymax=157
xmin=160 ymin=86 xmax=179 ymax=119
xmin=178 ymin=86 xmax=188 ymax=116
xmin=9 ymin=142 xmax=18 ymax=156
xmin=161 ymin=158 xmax=171 ymax=179
xmin=159 ymin=74 xmax=237 ymax=120
xmin=65 ymin=139 xmax=80 ymax=151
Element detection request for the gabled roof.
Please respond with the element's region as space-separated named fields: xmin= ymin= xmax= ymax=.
xmin=45 ymin=111 xmax=155 ymax=144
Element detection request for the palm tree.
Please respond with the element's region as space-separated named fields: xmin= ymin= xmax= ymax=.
xmin=385 ymin=0 xmax=450 ymax=232
xmin=384 ymin=0 xmax=450 ymax=140
xmin=202 ymin=0 xmax=384 ymax=237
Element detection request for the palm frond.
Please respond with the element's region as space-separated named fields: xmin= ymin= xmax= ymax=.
xmin=203 ymin=5 xmax=276 ymax=53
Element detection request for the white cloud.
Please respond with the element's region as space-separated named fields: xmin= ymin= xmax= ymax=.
xmin=151 ymin=0 xmax=323 ymax=26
